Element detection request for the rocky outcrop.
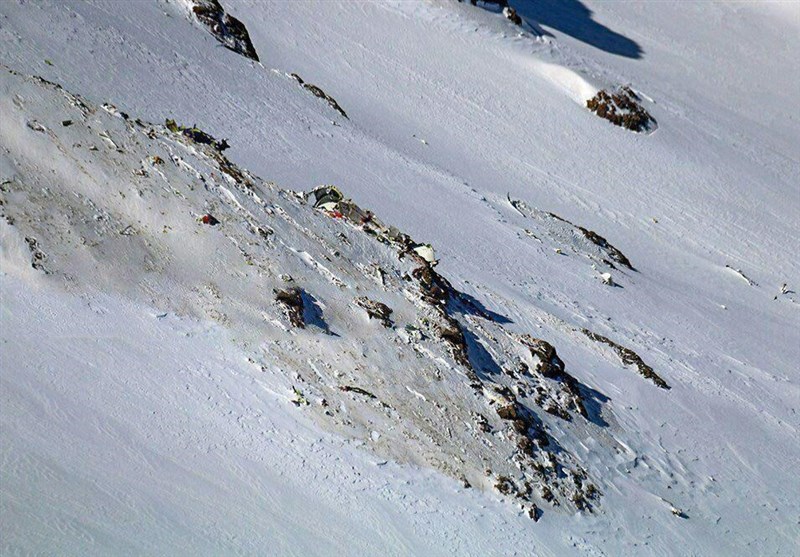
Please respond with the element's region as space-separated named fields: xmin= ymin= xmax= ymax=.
xmin=290 ymin=74 xmax=348 ymax=119
xmin=303 ymin=181 xmax=601 ymax=516
xmin=586 ymin=86 xmax=654 ymax=132
xmin=354 ymin=296 xmax=393 ymax=327
xmin=24 ymin=236 xmax=48 ymax=273
xmin=576 ymin=227 xmax=634 ymax=271
xmin=503 ymin=7 xmax=522 ymax=25
xmin=582 ymin=329 xmax=670 ymax=389
xmin=546 ymin=210 xmax=635 ymax=271
xmin=188 ymin=0 xmax=260 ymax=62
xmin=518 ymin=335 xmax=587 ymax=419
xmin=508 ymin=195 xmax=635 ymax=273
xmin=275 ymin=287 xmax=305 ymax=328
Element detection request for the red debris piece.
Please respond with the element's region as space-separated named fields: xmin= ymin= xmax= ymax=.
xmin=201 ymin=214 xmax=219 ymax=225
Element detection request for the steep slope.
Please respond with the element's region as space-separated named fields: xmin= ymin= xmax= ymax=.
xmin=2 ymin=252 xmax=555 ymax=557
xmin=1 ymin=67 xmax=609 ymax=518
xmin=0 ymin=65 xmax=668 ymax=555
xmin=1 ymin=0 xmax=799 ymax=554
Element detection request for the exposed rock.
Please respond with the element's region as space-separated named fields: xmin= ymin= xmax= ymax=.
xmin=517 ymin=335 xmax=588 ymax=419
xmin=494 ymin=474 xmax=515 ymax=495
xmin=586 ymin=86 xmax=654 ymax=132
xmin=354 ymin=296 xmax=393 ymax=327
xmin=339 ymin=385 xmax=377 ymax=399
xmin=274 ymin=287 xmax=305 ymax=328
xmin=509 ymin=196 xmax=634 ymax=272
xmin=165 ymin=119 xmax=230 ymax=152
xmin=411 ymin=262 xmax=451 ymax=306
xmin=188 ymin=0 xmax=260 ymax=61
xmin=496 ymin=402 xmax=518 ymax=420
xmin=2 ymin=68 xmax=612 ymax=520
xmin=582 ymin=329 xmax=670 ymax=389
xmin=24 ymin=236 xmax=48 ymax=273
xmin=307 ymin=185 xmax=602 ymax=513
xmin=578 ymin=227 xmax=634 ymax=271
xmin=437 ymin=316 xmax=471 ymax=368
xmin=503 ymin=7 xmax=522 ymax=25
xmin=493 ymin=474 xmax=543 ymax=521
xmin=725 ymin=264 xmax=757 ymax=286
xmin=546 ymin=211 xmax=635 ymax=271
xmin=519 ymin=335 xmax=564 ymax=378
xmin=290 ymin=74 xmax=348 ymax=119
xmin=471 ymin=412 xmax=491 ymax=432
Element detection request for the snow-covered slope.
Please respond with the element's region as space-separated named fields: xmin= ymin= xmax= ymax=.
xmin=2 ymin=264 xmax=552 ymax=556
xmin=1 ymin=1 xmax=798 ymax=555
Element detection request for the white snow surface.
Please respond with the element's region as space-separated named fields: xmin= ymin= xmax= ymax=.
xmin=1 ymin=0 xmax=799 ymax=555
xmin=4 ymin=271 xmax=576 ymax=556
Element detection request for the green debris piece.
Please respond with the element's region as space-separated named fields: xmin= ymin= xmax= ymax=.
xmin=291 ymin=386 xmax=309 ymax=406
xmin=165 ymin=118 xmax=180 ymax=133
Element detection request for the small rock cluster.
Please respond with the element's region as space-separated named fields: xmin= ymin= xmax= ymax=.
xmin=275 ymin=287 xmax=305 ymax=328
xmin=503 ymin=7 xmax=522 ymax=25
xmin=354 ymin=296 xmax=393 ymax=327
xmin=586 ymin=86 xmax=654 ymax=132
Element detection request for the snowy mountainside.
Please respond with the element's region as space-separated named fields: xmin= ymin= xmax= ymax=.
xmin=2 ymin=258 xmax=552 ymax=557
xmin=1 ymin=0 xmax=799 ymax=554
xmin=0 ymin=67 xmax=608 ymax=518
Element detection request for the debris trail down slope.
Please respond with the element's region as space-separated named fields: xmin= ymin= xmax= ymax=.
xmin=0 ymin=68 xmax=608 ymax=524
xmin=1 ymin=0 xmax=799 ymax=554
xmin=0 ymin=270 xmax=560 ymax=556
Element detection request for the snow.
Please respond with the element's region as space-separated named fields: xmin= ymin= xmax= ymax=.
xmin=0 ymin=274 xmax=547 ymax=556
xmin=1 ymin=0 xmax=799 ymax=554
